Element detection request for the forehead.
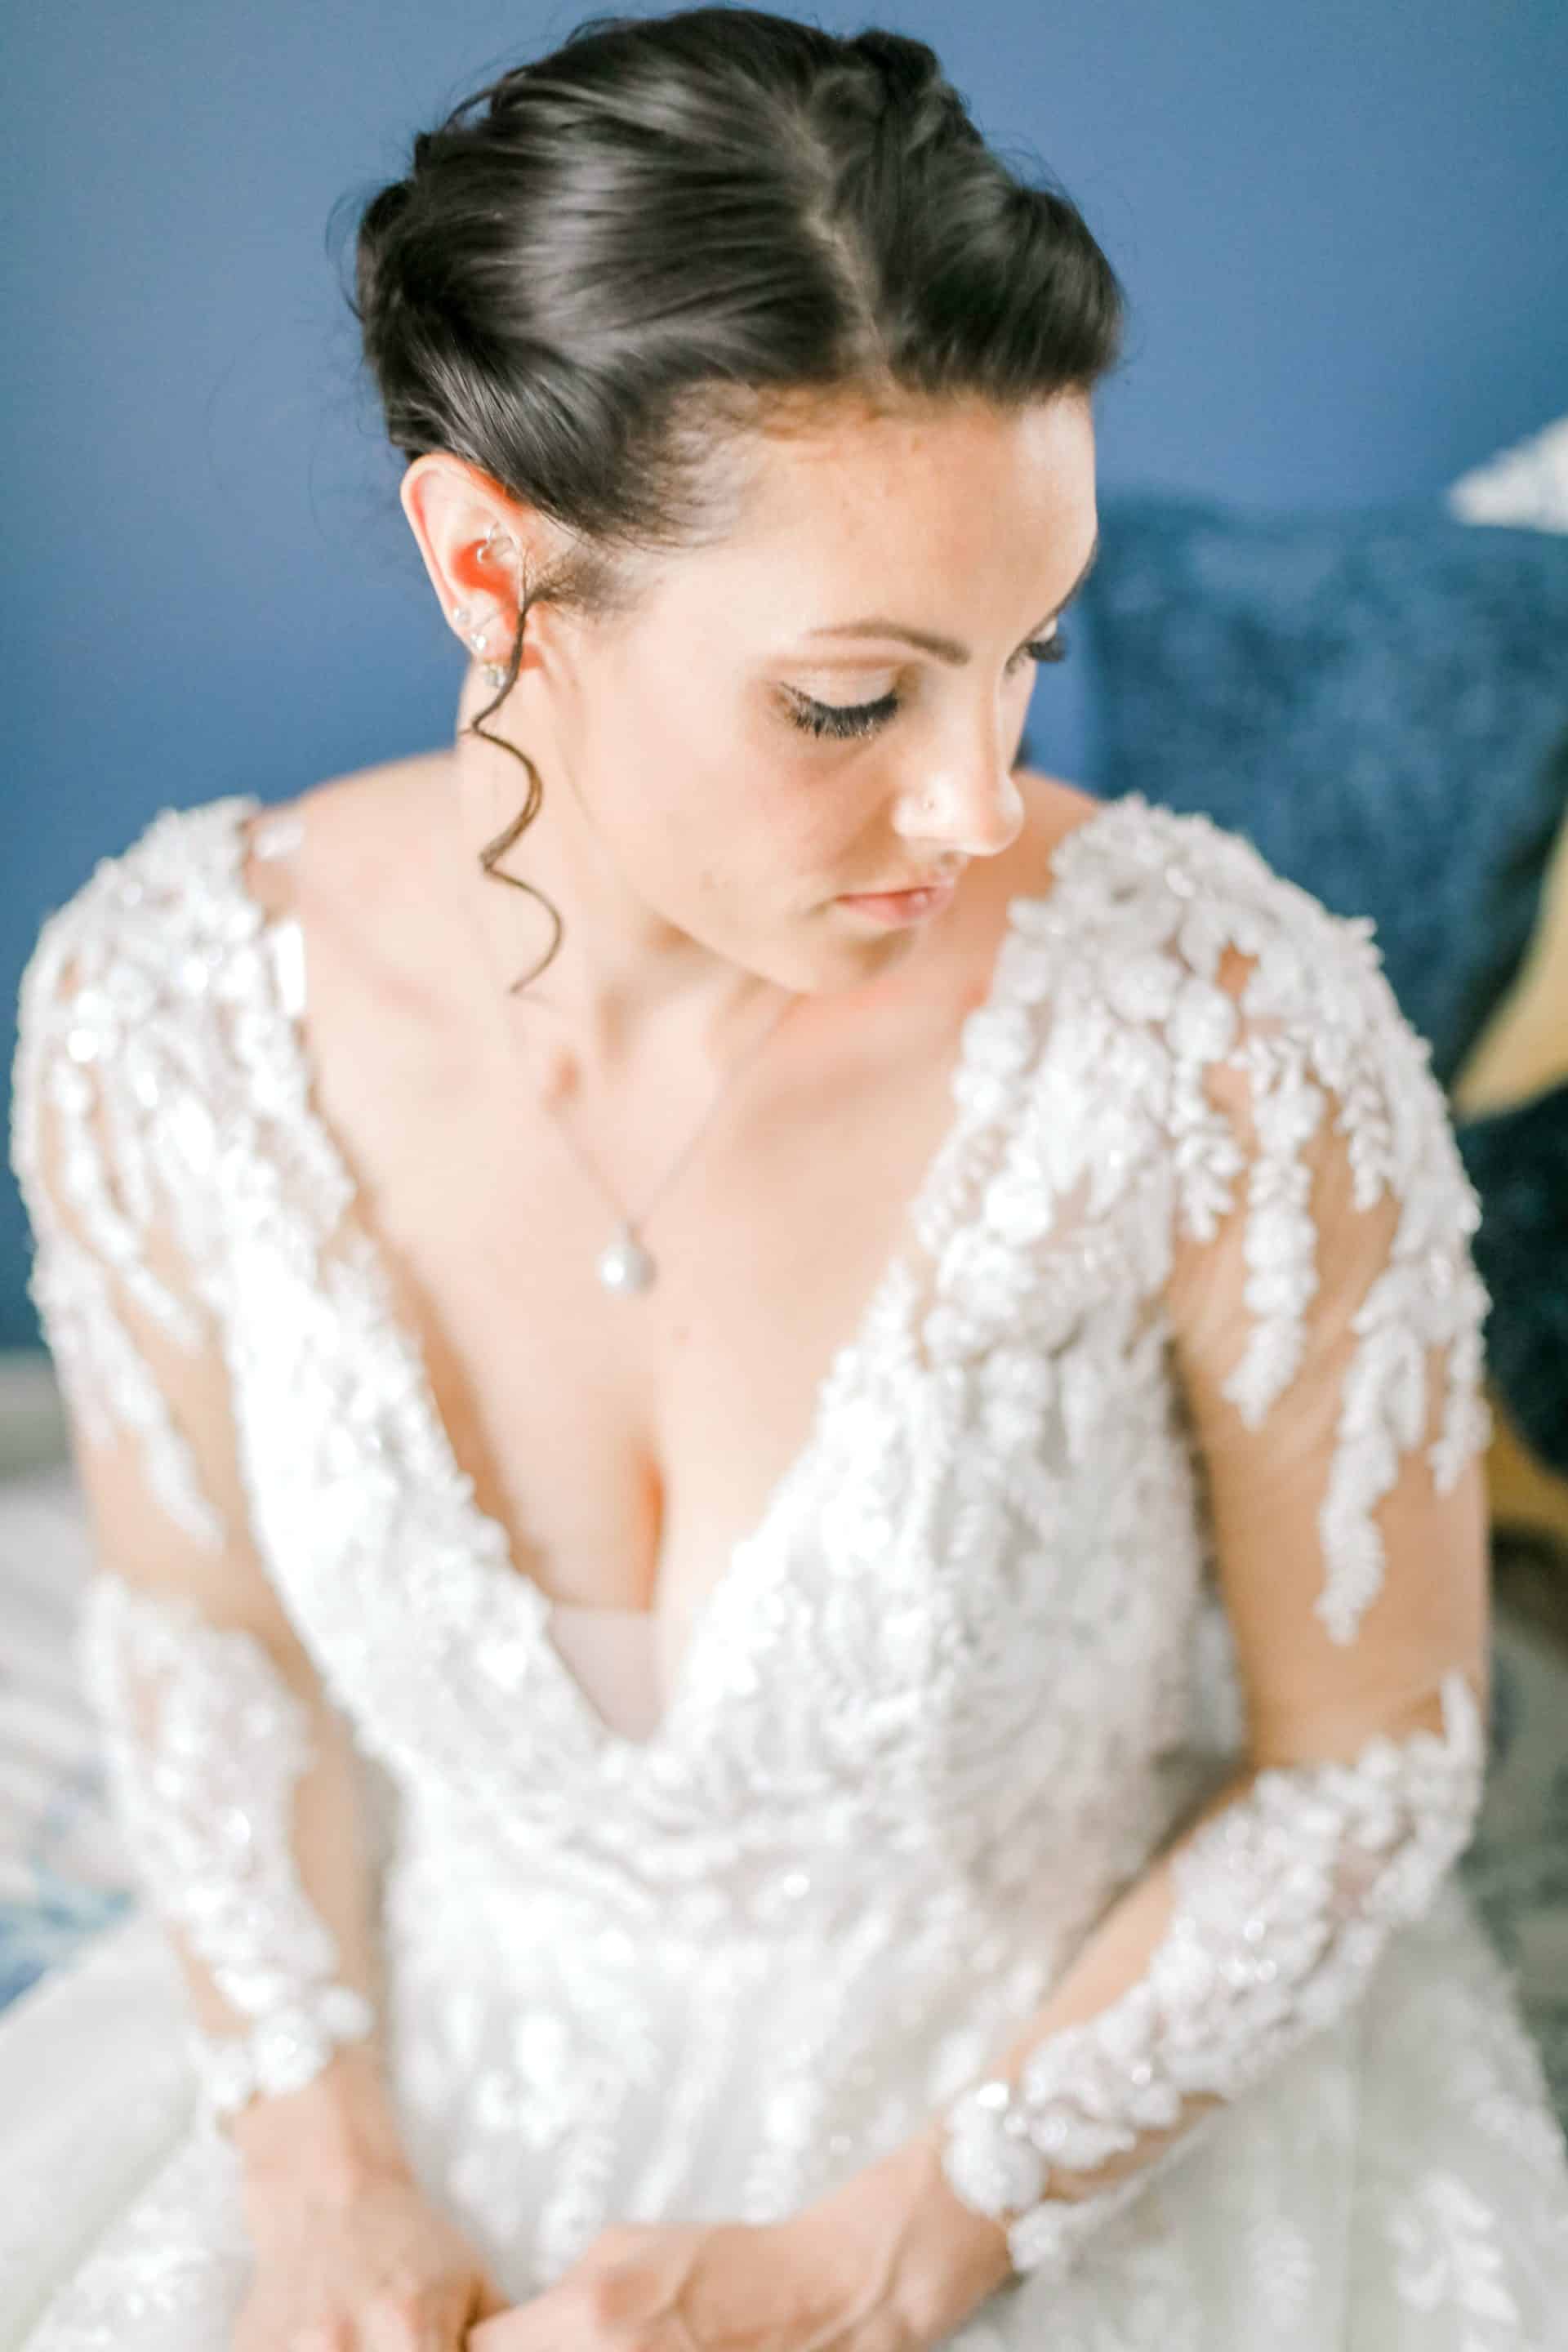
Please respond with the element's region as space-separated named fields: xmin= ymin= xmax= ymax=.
xmin=663 ymin=394 xmax=1098 ymax=626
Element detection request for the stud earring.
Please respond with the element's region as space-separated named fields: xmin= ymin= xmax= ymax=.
xmin=448 ymin=602 xmax=510 ymax=690
xmin=448 ymin=599 xmax=495 ymax=657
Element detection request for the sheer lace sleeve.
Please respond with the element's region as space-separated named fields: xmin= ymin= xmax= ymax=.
xmin=8 ymin=879 xmax=381 ymax=2134
xmin=936 ymin=894 xmax=1494 ymax=2283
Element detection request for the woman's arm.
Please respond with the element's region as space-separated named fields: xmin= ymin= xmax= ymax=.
xmin=11 ymin=876 xmax=514 ymax=2343
xmin=835 ymin=917 xmax=1494 ymax=2341
xmin=10 ymin=893 xmax=403 ymax=2193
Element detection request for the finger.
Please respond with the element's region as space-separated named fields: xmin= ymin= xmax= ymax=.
xmin=356 ymin=2291 xmax=445 ymax=2352
xmin=356 ymin=2281 xmax=484 ymax=2352
xmin=461 ymin=2270 xmax=520 ymax=2345
xmin=471 ymin=2273 xmax=511 ymax=2320
xmin=431 ymin=2274 xmax=510 ymax=2352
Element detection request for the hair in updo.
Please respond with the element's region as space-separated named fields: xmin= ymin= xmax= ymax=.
xmin=348 ymin=5 xmax=1128 ymax=990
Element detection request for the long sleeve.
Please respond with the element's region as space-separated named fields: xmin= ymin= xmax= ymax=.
xmin=936 ymin=898 xmax=1494 ymax=2283
xmin=7 ymin=881 xmax=383 ymax=2132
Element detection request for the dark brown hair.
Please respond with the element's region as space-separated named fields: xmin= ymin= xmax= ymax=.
xmin=348 ymin=6 xmax=1129 ymax=989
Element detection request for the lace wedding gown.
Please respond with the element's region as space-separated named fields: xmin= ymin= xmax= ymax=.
xmin=6 ymin=788 xmax=1568 ymax=2348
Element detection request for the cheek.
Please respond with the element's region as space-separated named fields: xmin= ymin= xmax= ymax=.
xmin=740 ymin=706 xmax=892 ymax=855
xmin=745 ymin=760 xmax=865 ymax=882
xmin=681 ymin=772 xmax=846 ymax=915
xmin=604 ymin=673 xmax=873 ymax=896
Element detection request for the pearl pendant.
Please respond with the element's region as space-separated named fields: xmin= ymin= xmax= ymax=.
xmin=597 ymin=1225 xmax=657 ymax=1294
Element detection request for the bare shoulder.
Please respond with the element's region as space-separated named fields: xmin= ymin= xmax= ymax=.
xmin=1013 ymin=766 xmax=1102 ymax=825
xmin=243 ymin=747 xmax=452 ymax=927
xmin=1010 ymin=766 xmax=1107 ymax=881
xmin=293 ymin=746 xmax=452 ymax=838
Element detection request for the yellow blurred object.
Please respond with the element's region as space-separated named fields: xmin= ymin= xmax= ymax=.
xmin=1453 ymin=800 xmax=1568 ymax=1119
xmin=1450 ymin=800 xmax=1568 ymax=1543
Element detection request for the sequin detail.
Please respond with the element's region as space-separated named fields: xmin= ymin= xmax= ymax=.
xmin=77 ymin=1576 xmax=375 ymax=2124
xmin=940 ymin=1668 xmax=1486 ymax=2274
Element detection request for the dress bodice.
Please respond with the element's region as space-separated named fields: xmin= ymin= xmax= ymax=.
xmin=221 ymin=793 xmax=1221 ymax=1946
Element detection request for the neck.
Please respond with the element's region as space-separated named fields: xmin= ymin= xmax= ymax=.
xmin=439 ymin=665 xmax=795 ymax=1078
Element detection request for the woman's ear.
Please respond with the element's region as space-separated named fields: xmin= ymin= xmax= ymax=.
xmin=399 ymin=454 xmax=524 ymax=648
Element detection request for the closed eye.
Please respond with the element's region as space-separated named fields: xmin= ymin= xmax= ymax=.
xmin=783 ymin=632 xmax=1071 ymax=744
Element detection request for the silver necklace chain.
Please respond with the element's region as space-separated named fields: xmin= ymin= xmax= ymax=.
xmin=535 ymin=987 xmax=800 ymax=1294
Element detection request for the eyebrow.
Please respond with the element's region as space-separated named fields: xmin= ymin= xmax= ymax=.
xmin=800 ymin=528 xmax=1101 ymax=665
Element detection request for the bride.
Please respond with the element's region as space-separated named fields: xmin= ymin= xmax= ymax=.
xmin=8 ymin=7 xmax=1568 ymax=2345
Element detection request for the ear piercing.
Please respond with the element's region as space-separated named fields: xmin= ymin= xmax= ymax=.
xmin=449 ymin=600 xmax=510 ymax=688
xmin=450 ymin=519 xmax=516 ymax=688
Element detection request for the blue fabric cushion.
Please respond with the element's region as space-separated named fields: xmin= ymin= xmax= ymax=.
xmin=1076 ymin=491 xmax=1568 ymax=1090
xmin=1457 ymin=1080 xmax=1568 ymax=1476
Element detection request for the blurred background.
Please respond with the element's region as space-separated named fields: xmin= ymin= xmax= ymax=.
xmin=2 ymin=0 xmax=1566 ymax=2102
xmin=4 ymin=0 xmax=1566 ymax=1338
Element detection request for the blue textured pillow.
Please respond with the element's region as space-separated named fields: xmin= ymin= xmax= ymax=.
xmin=1457 ymin=1081 xmax=1568 ymax=1477
xmin=1077 ymin=491 xmax=1568 ymax=1090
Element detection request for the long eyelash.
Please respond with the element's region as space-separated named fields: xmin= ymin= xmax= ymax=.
xmin=786 ymin=630 xmax=1071 ymax=742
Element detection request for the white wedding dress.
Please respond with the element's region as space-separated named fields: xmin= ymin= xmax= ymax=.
xmin=6 ymin=786 xmax=1568 ymax=2348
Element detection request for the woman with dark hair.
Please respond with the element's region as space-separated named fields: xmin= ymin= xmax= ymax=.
xmin=9 ymin=7 xmax=1568 ymax=2345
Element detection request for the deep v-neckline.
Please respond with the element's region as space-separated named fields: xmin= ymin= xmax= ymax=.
xmin=222 ymin=791 xmax=1111 ymax=1766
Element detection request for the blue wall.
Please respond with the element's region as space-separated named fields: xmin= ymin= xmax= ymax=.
xmin=5 ymin=0 xmax=1566 ymax=1342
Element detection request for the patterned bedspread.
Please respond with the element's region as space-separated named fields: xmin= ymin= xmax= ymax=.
xmin=0 ymin=1467 xmax=133 ymax=2014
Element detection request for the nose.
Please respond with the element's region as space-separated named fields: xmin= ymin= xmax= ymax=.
xmin=902 ymin=760 xmax=1027 ymax=862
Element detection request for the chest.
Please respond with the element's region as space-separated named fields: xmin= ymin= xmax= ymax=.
xmin=275 ymin=914 xmax=997 ymax=1650
xmin=228 ymin=1090 xmax=1203 ymax=1837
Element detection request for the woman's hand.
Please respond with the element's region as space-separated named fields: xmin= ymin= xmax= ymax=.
xmin=466 ymin=2206 xmax=933 ymax=2351
xmin=232 ymin=2158 xmax=512 ymax=2351
xmin=466 ymin=2128 xmax=1013 ymax=2350
xmin=466 ymin=2215 xmax=908 ymax=2351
